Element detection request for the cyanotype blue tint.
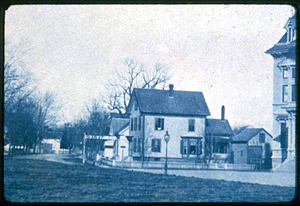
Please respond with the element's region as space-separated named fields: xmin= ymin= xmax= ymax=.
xmin=4 ymin=5 xmax=296 ymax=202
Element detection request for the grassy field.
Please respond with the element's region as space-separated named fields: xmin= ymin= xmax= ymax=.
xmin=4 ymin=156 xmax=296 ymax=202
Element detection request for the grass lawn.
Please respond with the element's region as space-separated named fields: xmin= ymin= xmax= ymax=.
xmin=4 ymin=156 xmax=296 ymax=202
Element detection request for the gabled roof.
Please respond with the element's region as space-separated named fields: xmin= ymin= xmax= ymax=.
xmin=110 ymin=112 xmax=130 ymax=119
xmin=109 ymin=118 xmax=129 ymax=136
xmin=232 ymin=128 xmax=264 ymax=143
xmin=128 ymin=88 xmax=210 ymax=116
xmin=278 ymin=32 xmax=287 ymax=43
xmin=206 ymin=119 xmax=232 ymax=136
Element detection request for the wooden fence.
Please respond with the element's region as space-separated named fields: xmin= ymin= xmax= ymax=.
xmin=98 ymin=158 xmax=256 ymax=171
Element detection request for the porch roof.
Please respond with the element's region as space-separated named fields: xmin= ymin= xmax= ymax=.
xmin=181 ymin=136 xmax=203 ymax=139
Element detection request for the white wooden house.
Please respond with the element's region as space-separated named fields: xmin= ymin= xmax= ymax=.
xmin=127 ymin=84 xmax=212 ymax=161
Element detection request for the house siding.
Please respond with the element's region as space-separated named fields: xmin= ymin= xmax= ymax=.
xmin=142 ymin=114 xmax=206 ymax=159
xmin=232 ymin=143 xmax=248 ymax=164
xmin=129 ymin=99 xmax=143 ymax=158
xmin=248 ymin=130 xmax=273 ymax=158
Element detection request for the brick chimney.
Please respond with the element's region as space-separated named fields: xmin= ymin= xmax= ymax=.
xmin=169 ymin=84 xmax=174 ymax=97
xmin=221 ymin=105 xmax=225 ymax=120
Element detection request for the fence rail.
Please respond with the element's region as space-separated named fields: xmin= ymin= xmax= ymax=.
xmin=98 ymin=158 xmax=256 ymax=171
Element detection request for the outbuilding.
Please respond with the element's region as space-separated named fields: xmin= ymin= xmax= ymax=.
xmin=232 ymin=128 xmax=273 ymax=169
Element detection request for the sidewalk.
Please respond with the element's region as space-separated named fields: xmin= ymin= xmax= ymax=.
xmin=13 ymin=154 xmax=81 ymax=165
xmin=126 ymin=168 xmax=296 ymax=187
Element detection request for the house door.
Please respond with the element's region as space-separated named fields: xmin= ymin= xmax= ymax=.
xmin=248 ymin=146 xmax=263 ymax=168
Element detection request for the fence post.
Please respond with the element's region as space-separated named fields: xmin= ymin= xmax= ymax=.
xmin=83 ymin=133 xmax=86 ymax=164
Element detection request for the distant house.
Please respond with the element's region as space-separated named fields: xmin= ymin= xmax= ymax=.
xmin=126 ymin=84 xmax=233 ymax=163
xmin=109 ymin=113 xmax=130 ymax=161
xmin=83 ymin=134 xmax=117 ymax=163
xmin=232 ymin=128 xmax=273 ymax=169
xmin=39 ymin=139 xmax=61 ymax=154
xmin=206 ymin=114 xmax=233 ymax=162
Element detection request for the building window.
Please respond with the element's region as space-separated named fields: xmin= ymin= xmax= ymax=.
xmin=180 ymin=138 xmax=202 ymax=155
xmin=292 ymin=66 xmax=296 ymax=78
xmin=155 ymin=118 xmax=164 ymax=130
xmin=288 ymin=27 xmax=292 ymax=42
xmin=138 ymin=116 xmax=141 ymax=130
xmin=130 ymin=118 xmax=133 ymax=131
xmin=134 ymin=118 xmax=137 ymax=131
xmin=281 ymin=122 xmax=288 ymax=149
xmin=188 ymin=119 xmax=195 ymax=132
xmin=137 ymin=138 xmax=141 ymax=152
xmin=282 ymin=85 xmax=288 ymax=102
xmin=292 ymin=84 xmax=296 ymax=102
xmin=151 ymin=139 xmax=161 ymax=152
xmin=133 ymin=138 xmax=136 ymax=152
xmin=282 ymin=67 xmax=289 ymax=79
xmin=259 ymin=133 xmax=265 ymax=143
xmin=240 ymin=151 xmax=243 ymax=156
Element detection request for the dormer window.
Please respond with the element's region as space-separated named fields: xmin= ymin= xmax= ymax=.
xmin=288 ymin=22 xmax=294 ymax=42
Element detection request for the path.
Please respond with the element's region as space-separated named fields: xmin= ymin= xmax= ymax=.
xmin=14 ymin=154 xmax=82 ymax=165
xmin=125 ymin=168 xmax=296 ymax=187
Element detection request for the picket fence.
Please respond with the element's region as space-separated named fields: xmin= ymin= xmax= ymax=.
xmin=98 ymin=158 xmax=256 ymax=171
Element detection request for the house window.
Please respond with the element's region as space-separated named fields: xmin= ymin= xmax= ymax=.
xmin=189 ymin=139 xmax=197 ymax=154
xmin=151 ymin=139 xmax=161 ymax=152
xmin=181 ymin=139 xmax=188 ymax=154
xmin=180 ymin=139 xmax=202 ymax=155
xmin=240 ymin=151 xmax=243 ymax=156
xmin=282 ymin=85 xmax=288 ymax=102
xmin=133 ymin=138 xmax=136 ymax=152
xmin=155 ymin=118 xmax=164 ymax=130
xmin=138 ymin=116 xmax=141 ymax=130
xmin=188 ymin=119 xmax=195 ymax=132
xmin=130 ymin=118 xmax=133 ymax=131
xmin=134 ymin=118 xmax=137 ymax=131
xmin=259 ymin=133 xmax=265 ymax=143
xmin=282 ymin=67 xmax=289 ymax=79
xmin=292 ymin=66 xmax=296 ymax=78
xmin=292 ymin=84 xmax=296 ymax=102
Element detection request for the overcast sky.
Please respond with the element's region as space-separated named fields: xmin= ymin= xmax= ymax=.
xmin=5 ymin=4 xmax=294 ymax=133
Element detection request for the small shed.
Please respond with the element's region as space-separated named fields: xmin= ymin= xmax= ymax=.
xmin=232 ymin=128 xmax=273 ymax=169
xmin=40 ymin=139 xmax=61 ymax=154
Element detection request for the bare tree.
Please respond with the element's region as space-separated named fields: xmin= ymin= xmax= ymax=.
xmin=4 ymin=40 xmax=36 ymax=113
xmin=105 ymin=59 xmax=171 ymax=114
xmin=32 ymin=91 xmax=61 ymax=153
xmin=85 ymin=99 xmax=110 ymax=136
xmin=232 ymin=125 xmax=250 ymax=136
